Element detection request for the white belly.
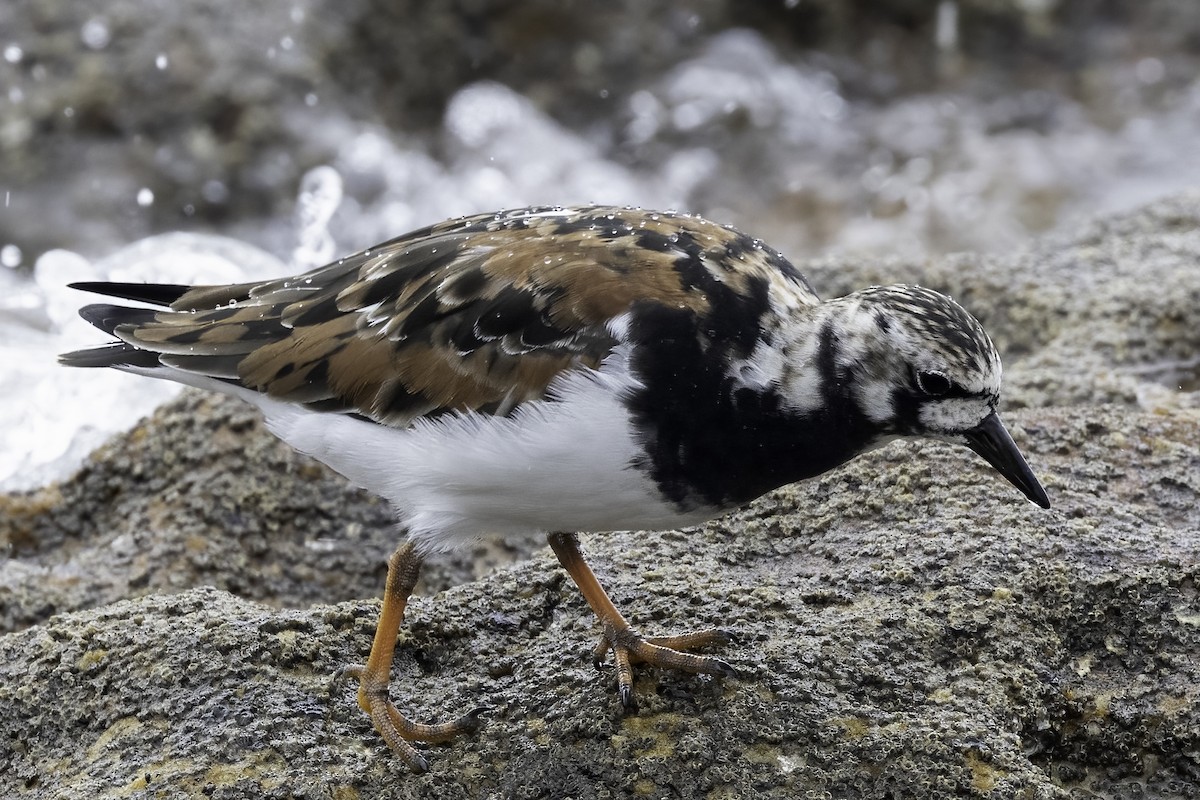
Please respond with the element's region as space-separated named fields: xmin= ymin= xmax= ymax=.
xmin=253 ymin=355 xmax=717 ymax=552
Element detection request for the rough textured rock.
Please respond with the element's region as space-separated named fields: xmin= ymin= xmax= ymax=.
xmin=2 ymin=195 xmax=1199 ymax=797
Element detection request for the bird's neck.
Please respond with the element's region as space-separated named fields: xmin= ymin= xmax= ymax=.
xmin=625 ymin=303 xmax=884 ymax=512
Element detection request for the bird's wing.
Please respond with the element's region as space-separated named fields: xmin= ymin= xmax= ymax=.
xmin=66 ymin=206 xmax=820 ymax=427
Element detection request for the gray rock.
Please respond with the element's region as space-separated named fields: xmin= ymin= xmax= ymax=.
xmin=2 ymin=195 xmax=1199 ymax=796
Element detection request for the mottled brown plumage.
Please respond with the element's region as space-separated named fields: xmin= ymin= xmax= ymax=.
xmin=91 ymin=206 xmax=814 ymax=426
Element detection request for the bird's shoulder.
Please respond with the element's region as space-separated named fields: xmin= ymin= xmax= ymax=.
xmin=129 ymin=206 xmax=820 ymax=425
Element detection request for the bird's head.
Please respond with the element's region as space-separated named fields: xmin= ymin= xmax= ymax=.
xmin=826 ymin=284 xmax=1050 ymax=509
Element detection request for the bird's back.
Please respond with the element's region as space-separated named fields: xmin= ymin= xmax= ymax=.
xmin=63 ymin=206 xmax=820 ymax=428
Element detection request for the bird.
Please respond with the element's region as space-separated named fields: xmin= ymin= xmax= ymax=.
xmin=60 ymin=204 xmax=1051 ymax=772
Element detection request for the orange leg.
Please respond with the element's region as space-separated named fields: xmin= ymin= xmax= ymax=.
xmin=547 ymin=532 xmax=735 ymax=709
xmin=338 ymin=541 xmax=483 ymax=772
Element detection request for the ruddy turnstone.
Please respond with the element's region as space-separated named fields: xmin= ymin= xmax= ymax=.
xmin=61 ymin=205 xmax=1050 ymax=771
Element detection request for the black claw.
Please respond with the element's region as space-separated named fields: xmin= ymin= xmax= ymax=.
xmin=456 ymin=706 xmax=489 ymax=733
xmin=593 ymin=656 xmax=609 ymax=671
xmin=713 ymin=659 xmax=739 ymax=679
xmin=619 ymin=684 xmax=638 ymax=712
xmin=409 ymin=751 xmax=430 ymax=774
xmin=328 ymin=663 xmax=363 ymax=694
xmin=714 ymin=629 xmax=738 ymax=647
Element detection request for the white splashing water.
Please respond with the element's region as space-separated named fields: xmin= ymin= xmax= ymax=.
xmin=0 ymin=235 xmax=288 ymax=492
xmin=291 ymin=165 xmax=343 ymax=270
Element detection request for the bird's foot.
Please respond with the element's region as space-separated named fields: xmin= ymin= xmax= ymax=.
xmin=336 ymin=664 xmax=485 ymax=773
xmin=590 ymin=626 xmax=737 ymax=710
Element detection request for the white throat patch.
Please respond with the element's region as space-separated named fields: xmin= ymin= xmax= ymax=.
xmin=918 ymin=396 xmax=992 ymax=434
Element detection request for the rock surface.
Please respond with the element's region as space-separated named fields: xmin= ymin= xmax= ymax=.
xmin=2 ymin=195 xmax=1199 ymax=797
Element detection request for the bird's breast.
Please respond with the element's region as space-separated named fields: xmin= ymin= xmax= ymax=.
xmin=257 ymin=350 xmax=722 ymax=552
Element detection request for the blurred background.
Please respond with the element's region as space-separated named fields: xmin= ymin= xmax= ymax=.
xmin=1 ymin=0 xmax=1199 ymax=488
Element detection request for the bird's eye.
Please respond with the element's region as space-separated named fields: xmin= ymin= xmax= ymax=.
xmin=916 ymin=370 xmax=951 ymax=397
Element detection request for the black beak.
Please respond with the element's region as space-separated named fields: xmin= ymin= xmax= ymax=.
xmin=963 ymin=413 xmax=1050 ymax=509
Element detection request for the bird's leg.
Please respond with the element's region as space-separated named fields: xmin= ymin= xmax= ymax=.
xmin=338 ymin=540 xmax=483 ymax=772
xmin=547 ymin=532 xmax=735 ymax=710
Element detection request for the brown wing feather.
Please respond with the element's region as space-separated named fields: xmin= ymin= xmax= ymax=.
xmin=105 ymin=209 xmax=695 ymax=425
xmin=106 ymin=206 xmax=818 ymax=426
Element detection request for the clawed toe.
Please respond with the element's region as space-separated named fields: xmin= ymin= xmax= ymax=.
xmin=332 ymin=539 xmax=488 ymax=772
xmin=592 ymin=627 xmax=733 ymax=667
xmin=337 ymin=661 xmax=486 ymax=773
xmin=589 ymin=625 xmax=737 ymax=710
xmin=712 ymin=658 xmax=740 ymax=679
xmin=453 ymin=706 xmax=489 ymax=734
xmin=547 ymin=532 xmax=739 ymax=712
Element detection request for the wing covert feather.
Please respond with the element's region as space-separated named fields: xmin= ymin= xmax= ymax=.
xmin=104 ymin=206 xmax=818 ymax=426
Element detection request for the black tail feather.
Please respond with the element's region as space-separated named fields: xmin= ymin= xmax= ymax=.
xmin=69 ymin=281 xmax=191 ymax=307
xmin=78 ymin=303 xmax=158 ymax=335
xmin=59 ymin=343 xmax=162 ymax=369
